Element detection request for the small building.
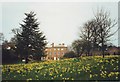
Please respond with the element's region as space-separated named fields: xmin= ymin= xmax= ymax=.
xmin=107 ymin=46 xmax=120 ymax=55
xmin=45 ymin=43 xmax=67 ymax=60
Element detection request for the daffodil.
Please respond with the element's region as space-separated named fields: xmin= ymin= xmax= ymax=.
xmin=90 ymin=74 xmax=92 ymax=78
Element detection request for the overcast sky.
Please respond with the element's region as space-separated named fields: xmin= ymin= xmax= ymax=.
xmin=1 ymin=2 xmax=119 ymax=46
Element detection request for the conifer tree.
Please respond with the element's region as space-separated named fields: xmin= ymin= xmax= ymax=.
xmin=15 ymin=11 xmax=47 ymax=63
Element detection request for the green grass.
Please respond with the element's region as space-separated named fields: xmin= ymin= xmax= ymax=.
xmin=2 ymin=55 xmax=120 ymax=80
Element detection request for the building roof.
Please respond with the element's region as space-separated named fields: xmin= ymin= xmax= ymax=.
xmin=45 ymin=43 xmax=67 ymax=48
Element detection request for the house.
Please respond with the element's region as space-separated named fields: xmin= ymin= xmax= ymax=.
xmin=44 ymin=43 xmax=68 ymax=60
xmin=107 ymin=46 xmax=120 ymax=55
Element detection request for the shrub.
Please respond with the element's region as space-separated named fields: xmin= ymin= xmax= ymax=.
xmin=63 ymin=51 xmax=77 ymax=58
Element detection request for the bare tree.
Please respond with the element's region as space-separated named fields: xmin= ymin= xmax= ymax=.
xmin=80 ymin=20 xmax=94 ymax=56
xmin=11 ymin=28 xmax=21 ymax=44
xmin=72 ymin=39 xmax=86 ymax=57
xmin=94 ymin=9 xmax=117 ymax=58
xmin=90 ymin=19 xmax=100 ymax=51
xmin=77 ymin=8 xmax=117 ymax=57
xmin=0 ymin=33 xmax=4 ymax=44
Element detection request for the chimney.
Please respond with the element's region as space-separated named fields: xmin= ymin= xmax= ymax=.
xmin=51 ymin=43 xmax=54 ymax=47
xmin=62 ymin=43 xmax=64 ymax=45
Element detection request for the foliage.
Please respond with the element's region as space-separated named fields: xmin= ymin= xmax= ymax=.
xmin=13 ymin=11 xmax=47 ymax=62
xmin=63 ymin=51 xmax=77 ymax=58
xmin=2 ymin=55 xmax=120 ymax=80
xmin=2 ymin=41 xmax=19 ymax=64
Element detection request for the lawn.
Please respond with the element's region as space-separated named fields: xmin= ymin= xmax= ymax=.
xmin=2 ymin=55 xmax=120 ymax=81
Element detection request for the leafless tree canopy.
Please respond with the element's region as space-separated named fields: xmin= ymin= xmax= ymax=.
xmin=73 ymin=8 xmax=117 ymax=57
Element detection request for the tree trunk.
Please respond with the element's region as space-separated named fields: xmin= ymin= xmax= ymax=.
xmin=25 ymin=57 xmax=28 ymax=64
xmin=102 ymin=39 xmax=105 ymax=58
xmin=102 ymin=50 xmax=104 ymax=58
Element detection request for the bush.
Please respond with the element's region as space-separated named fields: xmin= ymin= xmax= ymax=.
xmin=63 ymin=51 xmax=77 ymax=58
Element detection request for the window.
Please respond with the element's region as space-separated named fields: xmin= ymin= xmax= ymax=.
xmin=50 ymin=52 xmax=52 ymax=55
xmin=58 ymin=48 xmax=60 ymax=50
xmin=62 ymin=52 xmax=64 ymax=55
xmin=54 ymin=48 xmax=56 ymax=50
xmin=61 ymin=48 xmax=63 ymax=50
xmin=54 ymin=52 xmax=56 ymax=55
xmin=58 ymin=52 xmax=60 ymax=55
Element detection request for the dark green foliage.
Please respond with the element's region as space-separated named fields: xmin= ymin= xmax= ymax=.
xmin=15 ymin=11 xmax=47 ymax=61
xmin=63 ymin=51 xmax=77 ymax=58
xmin=2 ymin=41 xmax=19 ymax=64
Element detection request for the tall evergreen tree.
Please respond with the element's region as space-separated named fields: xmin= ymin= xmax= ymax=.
xmin=15 ymin=11 xmax=47 ymax=63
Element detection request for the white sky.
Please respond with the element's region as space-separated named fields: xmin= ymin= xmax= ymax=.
xmin=1 ymin=1 xmax=119 ymax=46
